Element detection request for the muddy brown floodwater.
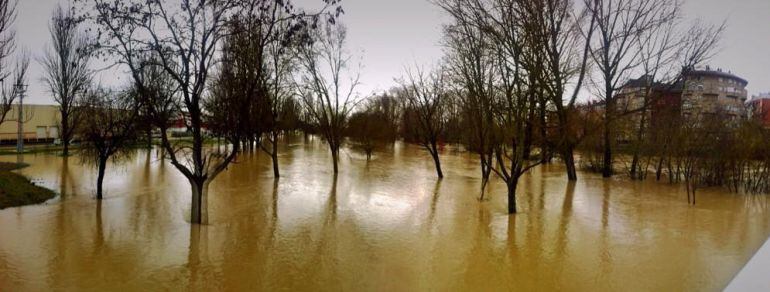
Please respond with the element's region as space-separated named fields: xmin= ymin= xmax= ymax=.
xmin=1 ymin=136 xmax=769 ymax=291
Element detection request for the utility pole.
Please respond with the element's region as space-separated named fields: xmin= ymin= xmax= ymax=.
xmin=16 ymin=82 xmax=26 ymax=153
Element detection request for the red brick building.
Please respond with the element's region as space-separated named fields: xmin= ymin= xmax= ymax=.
xmin=747 ymin=93 xmax=770 ymax=127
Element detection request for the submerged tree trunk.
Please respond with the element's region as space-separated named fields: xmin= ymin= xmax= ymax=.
xmin=331 ymin=143 xmax=340 ymax=174
xmin=479 ymin=153 xmax=493 ymax=199
xmin=602 ymin=118 xmax=613 ymax=178
xmin=630 ymin=106 xmax=648 ymax=179
xmin=563 ymin=146 xmax=578 ymax=181
xmin=62 ymin=113 xmax=70 ymax=156
xmin=602 ymin=86 xmax=615 ymax=178
xmin=539 ymin=100 xmax=550 ymax=164
xmin=271 ymin=131 xmax=280 ymax=178
xmin=96 ymin=155 xmax=107 ymax=200
xmin=522 ymin=121 xmax=533 ymax=161
xmin=190 ymin=178 xmax=210 ymax=224
xmin=272 ymin=149 xmax=280 ymax=177
xmin=507 ymin=180 xmax=518 ymax=214
xmin=429 ymin=142 xmax=443 ymax=179
xmin=630 ymin=154 xmax=640 ymax=178
xmin=146 ymin=127 xmax=153 ymax=149
xmin=655 ymin=156 xmax=664 ymax=181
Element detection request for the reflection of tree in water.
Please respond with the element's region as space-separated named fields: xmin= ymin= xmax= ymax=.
xmin=326 ymin=174 xmax=339 ymax=224
xmin=95 ymin=200 xmax=104 ymax=253
xmin=599 ymin=179 xmax=612 ymax=275
xmin=461 ymin=204 xmax=493 ymax=287
xmin=304 ymin=175 xmax=339 ymax=286
xmin=428 ymin=179 xmax=443 ymax=225
xmin=186 ymin=225 xmax=212 ymax=290
xmin=555 ymin=181 xmax=576 ymax=256
xmin=60 ymin=157 xmax=73 ymax=199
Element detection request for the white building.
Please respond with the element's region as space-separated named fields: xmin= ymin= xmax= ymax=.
xmin=0 ymin=104 xmax=61 ymax=145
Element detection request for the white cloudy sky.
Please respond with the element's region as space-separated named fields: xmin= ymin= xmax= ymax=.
xmin=15 ymin=0 xmax=770 ymax=104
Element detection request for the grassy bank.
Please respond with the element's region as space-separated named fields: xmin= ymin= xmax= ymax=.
xmin=0 ymin=162 xmax=56 ymax=209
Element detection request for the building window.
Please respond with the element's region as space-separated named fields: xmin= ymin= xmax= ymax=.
xmin=36 ymin=127 xmax=47 ymax=139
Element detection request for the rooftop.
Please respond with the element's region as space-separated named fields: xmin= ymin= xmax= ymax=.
xmin=690 ymin=66 xmax=748 ymax=85
xmin=751 ymin=92 xmax=770 ymax=101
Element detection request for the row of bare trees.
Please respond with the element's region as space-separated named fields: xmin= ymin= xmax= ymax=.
xmin=22 ymin=0 xmax=737 ymax=222
xmin=407 ymin=0 xmax=601 ymax=213
xmin=389 ymin=0 xmax=728 ymax=213
xmin=66 ymin=0 xmax=348 ymax=224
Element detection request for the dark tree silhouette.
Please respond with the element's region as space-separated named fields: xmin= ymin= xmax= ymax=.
xmin=398 ymin=66 xmax=450 ymax=179
xmin=0 ymin=0 xmax=22 ymax=128
xmin=297 ymin=23 xmax=362 ymax=174
xmin=78 ymin=87 xmax=139 ymax=200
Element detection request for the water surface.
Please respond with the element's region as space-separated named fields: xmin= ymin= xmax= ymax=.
xmin=1 ymin=137 xmax=768 ymax=291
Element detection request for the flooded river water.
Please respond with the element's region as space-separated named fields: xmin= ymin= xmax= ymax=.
xmin=1 ymin=137 xmax=769 ymax=291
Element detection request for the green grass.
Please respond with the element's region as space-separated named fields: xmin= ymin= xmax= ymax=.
xmin=0 ymin=162 xmax=56 ymax=209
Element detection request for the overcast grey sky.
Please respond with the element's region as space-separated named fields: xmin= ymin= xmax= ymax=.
xmin=15 ymin=0 xmax=770 ymax=104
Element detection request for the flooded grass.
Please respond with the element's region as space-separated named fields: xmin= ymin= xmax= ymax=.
xmin=0 ymin=162 xmax=56 ymax=209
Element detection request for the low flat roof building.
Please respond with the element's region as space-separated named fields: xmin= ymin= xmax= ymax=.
xmin=0 ymin=104 xmax=61 ymax=145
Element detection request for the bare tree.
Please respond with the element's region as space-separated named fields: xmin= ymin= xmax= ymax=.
xmin=438 ymin=0 xmax=547 ymax=212
xmin=228 ymin=0 xmax=331 ymax=178
xmin=0 ymin=53 xmax=27 ymax=128
xmin=346 ymin=95 xmax=398 ymax=161
xmin=41 ymin=5 xmax=92 ymax=156
xmin=297 ymin=23 xmax=362 ymax=174
xmin=625 ymin=11 xmax=682 ymax=179
xmin=135 ymin=56 xmax=181 ymax=149
xmin=79 ymin=0 xmax=244 ymax=224
xmin=584 ymin=0 xmax=681 ymax=177
xmin=79 ymin=0 xmax=340 ymax=223
xmin=78 ymin=87 xmax=139 ymax=200
xmin=438 ymin=0 xmax=498 ymax=190
xmin=398 ymin=65 xmax=450 ymax=179
xmin=518 ymin=0 xmax=596 ymax=181
xmin=624 ymin=19 xmax=724 ymax=180
xmin=0 ymin=0 xmax=18 ymax=127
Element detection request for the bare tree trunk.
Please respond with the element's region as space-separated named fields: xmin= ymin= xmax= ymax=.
xmin=630 ymin=154 xmax=640 ymax=178
xmin=272 ymin=149 xmax=280 ymax=177
xmin=331 ymin=144 xmax=340 ymax=174
xmin=96 ymin=155 xmax=107 ymax=200
xmin=190 ymin=178 xmax=209 ymax=224
xmin=655 ymin=156 xmax=664 ymax=181
xmin=522 ymin=121 xmax=533 ymax=161
xmin=556 ymin=111 xmax=578 ymax=181
xmin=507 ymin=180 xmax=518 ymax=214
xmin=630 ymin=106 xmax=648 ymax=179
xmin=480 ymin=155 xmax=488 ymax=193
xmin=271 ymin=131 xmax=280 ymax=178
xmin=563 ymin=145 xmax=578 ymax=181
xmin=602 ymin=112 xmax=613 ymax=178
xmin=430 ymin=142 xmax=444 ymax=179
xmin=539 ymin=100 xmax=550 ymax=164
xmin=62 ymin=114 xmax=70 ymax=156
